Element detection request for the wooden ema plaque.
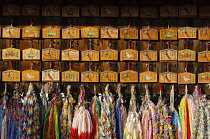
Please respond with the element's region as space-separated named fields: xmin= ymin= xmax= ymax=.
xmin=81 ymin=27 xmax=99 ymax=38
xmin=3 ymin=26 xmax=20 ymax=38
xmin=101 ymin=27 xmax=118 ymax=39
xmin=62 ymin=27 xmax=80 ymax=39
xmin=120 ymin=28 xmax=138 ymax=39
xmin=178 ymin=27 xmax=196 ymax=39
xmin=42 ymin=69 xmax=60 ymax=82
xmin=42 ymin=27 xmax=60 ymax=38
xmin=140 ymin=50 xmax=157 ymax=61
xmin=100 ymin=49 xmax=118 ymax=61
xmin=42 ymin=5 xmax=60 ymax=16
xmin=160 ymin=5 xmax=178 ymax=18
xmin=120 ymin=49 xmax=138 ymax=61
xmin=140 ymin=7 xmax=158 ymax=18
xmin=198 ymin=51 xmax=210 ymax=62
xmin=42 ymin=48 xmax=60 ymax=61
xmin=140 ymin=71 xmax=157 ymax=83
xmin=120 ymin=70 xmax=138 ymax=82
xmin=198 ymin=29 xmax=210 ymax=40
xmin=22 ymin=70 xmax=40 ymax=82
xmin=81 ymin=71 xmax=99 ymax=82
xmin=22 ymin=48 xmax=40 ymax=60
xmin=159 ymin=72 xmax=177 ymax=83
xmin=198 ymin=72 xmax=210 ymax=83
xmin=22 ymin=5 xmax=40 ymax=16
xmin=140 ymin=28 xmax=158 ymax=40
xmin=3 ymin=4 xmax=20 ymax=16
xmin=100 ymin=71 xmax=118 ymax=82
xmin=22 ymin=26 xmax=40 ymax=38
xmin=178 ymin=72 xmax=196 ymax=84
xmin=121 ymin=6 xmax=139 ymax=17
xmin=178 ymin=49 xmax=196 ymax=61
xmin=81 ymin=50 xmax=99 ymax=61
xmin=160 ymin=49 xmax=177 ymax=61
xmin=101 ymin=5 xmax=119 ymax=17
xmin=2 ymin=48 xmax=20 ymax=60
xmin=179 ymin=4 xmax=197 ymax=18
xmin=62 ymin=6 xmax=80 ymax=17
xmin=82 ymin=5 xmax=99 ymax=17
xmin=160 ymin=29 xmax=177 ymax=40
xmin=199 ymin=6 xmax=210 ymax=18
xmin=2 ymin=70 xmax=20 ymax=82
xmin=62 ymin=70 xmax=80 ymax=82
xmin=62 ymin=49 xmax=79 ymax=61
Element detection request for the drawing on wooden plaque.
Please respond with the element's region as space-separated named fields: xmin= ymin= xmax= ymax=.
xmin=2 ymin=70 xmax=20 ymax=82
xmin=23 ymin=48 xmax=40 ymax=60
xmin=198 ymin=28 xmax=210 ymax=40
xmin=42 ymin=5 xmax=60 ymax=16
xmin=2 ymin=26 xmax=20 ymax=38
xmin=120 ymin=70 xmax=138 ymax=82
xmin=198 ymin=51 xmax=210 ymax=62
xmin=178 ymin=72 xmax=196 ymax=84
xmin=160 ymin=5 xmax=178 ymax=18
xmin=3 ymin=4 xmax=20 ymax=16
xmin=140 ymin=28 xmax=158 ymax=40
xmin=22 ymin=5 xmax=40 ymax=16
xmin=179 ymin=4 xmax=197 ymax=18
xmin=81 ymin=50 xmax=99 ymax=61
xmin=178 ymin=27 xmax=196 ymax=39
xmin=120 ymin=28 xmax=138 ymax=39
xmin=198 ymin=72 xmax=210 ymax=83
xmin=42 ymin=48 xmax=60 ymax=61
xmin=101 ymin=5 xmax=119 ymax=17
xmin=22 ymin=26 xmax=40 ymax=38
xmin=62 ymin=70 xmax=80 ymax=82
xmin=81 ymin=71 xmax=99 ymax=82
xmin=2 ymin=48 xmax=20 ymax=60
xmin=160 ymin=49 xmax=177 ymax=61
xmin=82 ymin=5 xmax=99 ymax=17
xmin=140 ymin=71 xmax=157 ymax=82
xmin=140 ymin=7 xmax=158 ymax=18
xmin=62 ymin=49 xmax=79 ymax=61
xmin=120 ymin=49 xmax=138 ymax=61
xmin=42 ymin=69 xmax=60 ymax=82
xmin=62 ymin=5 xmax=80 ymax=17
xmin=121 ymin=6 xmax=139 ymax=17
xmin=160 ymin=28 xmax=177 ymax=40
xmin=81 ymin=27 xmax=99 ymax=38
xmin=178 ymin=49 xmax=196 ymax=61
xmin=100 ymin=49 xmax=118 ymax=61
xmin=159 ymin=72 xmax=177 ymax=83
xmin=100 ymin=71 xmax=118 ymax=82
xmin=101 ymin=27 xmax=118 ymax=39
xmin=22 ymin=70 xmax=40 ymax=81
xmin=140 ymin=50 xmax=157 ymax=61
xmin=42 ymin=26 xmax=60 ymax=38
xmin=62 ymin=27 xmax=80 ymax=39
